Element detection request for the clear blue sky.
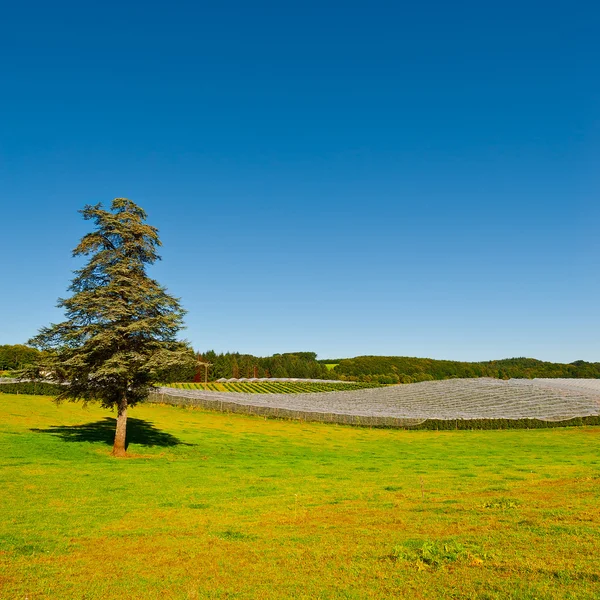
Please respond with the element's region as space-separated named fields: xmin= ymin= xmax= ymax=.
xmin=1 ymin=0 xmax=598 ymax=362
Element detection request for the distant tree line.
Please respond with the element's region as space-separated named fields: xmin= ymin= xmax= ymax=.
xmin=195 ymin=351 xmax=330 ymax=381
xmin=326 ymin=356 xmax=600 ymax=384
xmin=0 ymin=345 xmax=41 ymax=370
xmin=3 ymin=344 xmax=598 ymax=383
xmin=0 ymin=345 xmax=330 ymax=381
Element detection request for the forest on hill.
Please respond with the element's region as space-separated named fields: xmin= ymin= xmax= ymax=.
xmin=195 ymin=351 xmax=329 ymax=381
xmin=129 ymin=351 xmax=600 ymax=383
xmin=2 ymin=344 xmax=599 ymax=383
xmin=325 ymin=356 xmax=600 ymax=384
xmin=0 ymin=345 xmax=42 ymax=370
xmin=0 ymin=345 xmax=329 ymax=381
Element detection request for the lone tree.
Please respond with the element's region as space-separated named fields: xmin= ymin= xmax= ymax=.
xmin=29 ymin=198 xmax=195 ymax=456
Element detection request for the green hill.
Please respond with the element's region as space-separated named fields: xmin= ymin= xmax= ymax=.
xmin=326 ymin=355 xmax=600 ymax=384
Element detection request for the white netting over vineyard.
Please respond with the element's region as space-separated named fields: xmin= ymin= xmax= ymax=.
xmin=154 ymin=378 xmax=600 ymax=421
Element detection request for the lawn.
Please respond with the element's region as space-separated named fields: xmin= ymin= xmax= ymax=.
xmin=1 ymin=393 xmax=599 ymax=599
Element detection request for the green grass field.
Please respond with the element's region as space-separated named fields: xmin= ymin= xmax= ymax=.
xmin=1 ymin=393 xmax=599 ymax=599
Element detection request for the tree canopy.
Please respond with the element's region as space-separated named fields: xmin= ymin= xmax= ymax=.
xmin=327 ymin=355 xmax=600 ymax=384
xmin=29 ymin=198 xmax=195 ymax=456
xmin=194 ymin=351 xmax=329 ymax=381
xmin=0 ymin=345 xmax=41 ymax=371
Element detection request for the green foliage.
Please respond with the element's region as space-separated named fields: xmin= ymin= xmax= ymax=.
xmin=196 ymin=350 xmax=330 ymax=381
xmin=483 ymin=498 xmax=520 ymax=510
xmin=411 ymin=416 xmax=600 ymax=430
xmin=27 ymin=199 xmax=195 ymax=411
xmin=273 ymin=351 xmax=318 ymax=361
xmin=0 ymin=382 xmax=63 ymax=395
xmin=391 ymin=539 xmax=471 ymax=568
xmin=331 ymin=355 xmax=600 ymax=382
xmin=0 ymin=344 xmax=41 ymax=370
xmin=151 ymin=347 xmax=197 ymax=383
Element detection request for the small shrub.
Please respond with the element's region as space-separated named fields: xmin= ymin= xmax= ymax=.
xmin=215 ymin=530 xmax=256 ymax=541
xmin=392 ymin=539 xmax=465 ymax=567
xmin=483 ymin=498 xmax=520 ymax=510
xmin=390 ymin=538 xmax=486 ymax=568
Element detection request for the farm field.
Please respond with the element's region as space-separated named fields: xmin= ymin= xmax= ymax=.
xmin=1 ymin=393 xmax=599 ymax=599
xmin=166 ymin=381 xmax=381 ymax=394
xmin=156 ymin=378 xmax=600 ymax=425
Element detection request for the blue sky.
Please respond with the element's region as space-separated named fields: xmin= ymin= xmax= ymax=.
xmin=1 ymin=0 xmax=598 ymax=362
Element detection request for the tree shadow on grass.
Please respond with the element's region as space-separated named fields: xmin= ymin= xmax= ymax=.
xmin=31 ymin=417 xmax=192 ymax=449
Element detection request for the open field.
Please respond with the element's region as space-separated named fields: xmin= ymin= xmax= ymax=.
xmin=154 ymin=378 xmax=600 ymax=427
xmin=1 ymin=393 xmax=600 ymax=599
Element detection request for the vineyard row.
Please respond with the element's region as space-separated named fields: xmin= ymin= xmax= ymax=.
xmin=166 ymin=381 xmax=383 ymax=394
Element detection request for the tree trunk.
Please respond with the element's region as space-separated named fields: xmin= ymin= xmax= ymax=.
xmin=112 ymin=396 xmax=128 ymax=457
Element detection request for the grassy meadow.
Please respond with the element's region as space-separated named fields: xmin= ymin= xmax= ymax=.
xmin=1 ymin=393 xmax=599 ymax=599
